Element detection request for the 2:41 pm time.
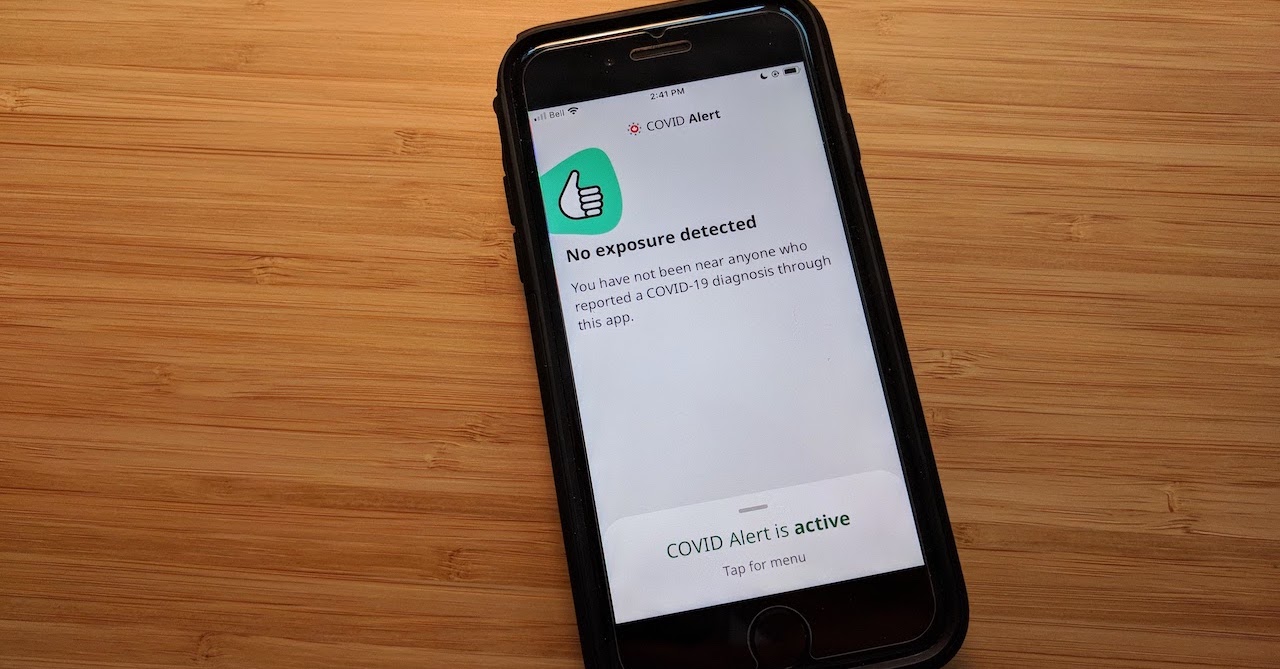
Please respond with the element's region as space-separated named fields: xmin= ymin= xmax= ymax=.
xmin=651 ymin=87 xmax=686 ymax=99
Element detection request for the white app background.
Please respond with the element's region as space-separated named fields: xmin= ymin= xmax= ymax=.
xmin=529 ymin=64 xmax=924 ymax=623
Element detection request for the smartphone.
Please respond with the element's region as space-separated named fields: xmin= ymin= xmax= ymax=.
xmin=494 ymin=1 xmax=967 ymax=667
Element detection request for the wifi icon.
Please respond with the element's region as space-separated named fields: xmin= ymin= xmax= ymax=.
xmin=568 ymin=106 xmax=579 ymax=115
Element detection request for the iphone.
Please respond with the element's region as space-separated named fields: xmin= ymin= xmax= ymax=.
xmin=494 ymin=2 xmax=967 ymax=667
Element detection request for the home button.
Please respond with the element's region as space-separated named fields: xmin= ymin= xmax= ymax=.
xmin=747 ymin=606 xmax=811 ymax=669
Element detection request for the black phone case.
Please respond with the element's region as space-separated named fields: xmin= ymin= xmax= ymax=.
xmin=493 ymin=2 xmax=968 ymax=667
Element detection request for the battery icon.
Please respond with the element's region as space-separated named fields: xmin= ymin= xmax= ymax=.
xmin=783 ymin=67 xmax=798 ymax=75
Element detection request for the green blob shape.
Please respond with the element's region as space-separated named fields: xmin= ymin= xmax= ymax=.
xmin=539 ymin=148 xmax=623 ymax=235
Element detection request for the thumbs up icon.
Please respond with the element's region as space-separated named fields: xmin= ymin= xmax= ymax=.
xmin=539 ymin=148 xmax=621 ymax=235
xmin=558 ymin=170 xmax=604 ymax=220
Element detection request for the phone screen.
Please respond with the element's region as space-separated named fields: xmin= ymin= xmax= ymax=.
xmin=527 ymin=62 xmax=925 ymax=625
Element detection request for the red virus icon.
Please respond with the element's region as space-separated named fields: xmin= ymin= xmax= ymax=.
xmin=627 ymin=122 xmax=641 ymax=135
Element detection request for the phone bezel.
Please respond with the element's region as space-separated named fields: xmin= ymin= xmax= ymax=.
xmin=495 ymin=2 xmax=968 ymax=667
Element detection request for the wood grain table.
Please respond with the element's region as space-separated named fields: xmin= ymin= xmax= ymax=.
xmin=2 ymin=1 xmax=1278 ymax=667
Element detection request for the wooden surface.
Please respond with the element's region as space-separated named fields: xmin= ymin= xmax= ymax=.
xmin=2 ymin=1 xmax=1278 ymax=667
